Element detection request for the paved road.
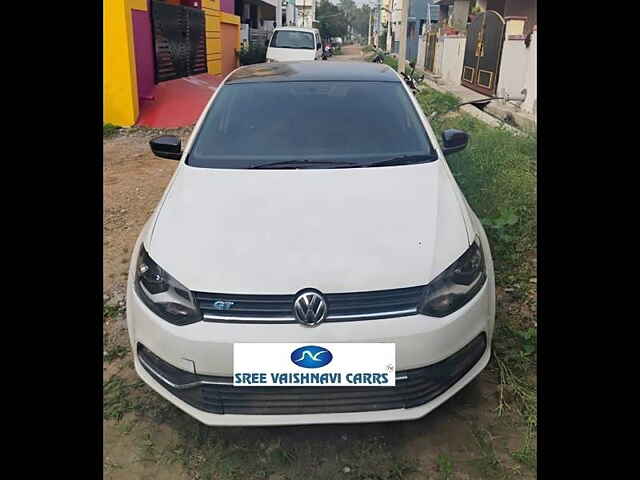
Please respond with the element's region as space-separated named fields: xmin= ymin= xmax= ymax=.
xmin=328 ymin=43 xmax=365 ymax=61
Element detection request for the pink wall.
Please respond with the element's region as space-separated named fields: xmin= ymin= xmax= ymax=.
xmin=132 ymin=9 xmax=155 ymax=102
xmin=221 ymin=0 xmax=234 ymax=14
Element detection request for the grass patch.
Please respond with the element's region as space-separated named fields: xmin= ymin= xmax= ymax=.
xmin=103 ymin=376 xmax=143 ymax=421
xmin=103 ymin=303 xmax=123 ymax=319
xmin=417 ymin=86 xmax=537 ymax=278
xmin=157 ymin=428 xmax=418 ymax=480
xmin=104 ymin=123 xmax=121 ymax=138
xmin=104 ymin=343 xmax=128 ymax=362
xmin=417 ymin=86 xmax=537 ymax=472
xmin=436 ymin=454 xmax=454 ymax=480
xmin=416 ymin=88 xmax=459 ymax=117
xmin=383 ymin=55 xmax=398 ymax=71
xmin=468 ymin=427 xmax=505 ymax=479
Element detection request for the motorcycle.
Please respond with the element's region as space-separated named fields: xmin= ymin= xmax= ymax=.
xmin=371 ymin=48 xmax=385 ymax=64
xmin=400 ymin=61 xmax=425 ymax=95
xmin=323 ymin=44 xmax=333 ymax=60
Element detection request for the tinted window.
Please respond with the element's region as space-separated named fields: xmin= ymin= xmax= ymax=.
xmin=188 ymin=81 xmax=435 ymax=169
xmin=270 ymin=30 xmax=315 ymax=50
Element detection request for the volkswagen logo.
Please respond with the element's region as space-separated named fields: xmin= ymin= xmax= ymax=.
xmin=293 ymin=291 xmax=327 ymax=326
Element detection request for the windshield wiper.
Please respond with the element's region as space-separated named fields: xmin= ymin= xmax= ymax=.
xmin=364 ymin=154 xmax=437 ymax=168
xmin=249 ymin=159 xmax=359 ymax=169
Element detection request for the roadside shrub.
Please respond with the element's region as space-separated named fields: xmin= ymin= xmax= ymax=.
xmin=417 ymin=87 xmax=537 ymax=269
xmin=237 ymin=44 xmax=266 ymax=65
xmin=103 ymin=123 xmax=121 ymax=138
xmin=383 ymin=55 xmax=398 ymax=71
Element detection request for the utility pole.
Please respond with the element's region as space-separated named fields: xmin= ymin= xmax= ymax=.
xmin=387 ymin=0 xmax=394 ymax=53
xmin=377 ymin=0 xmax=382 ymax=46
xmin=368 ymin=7 xmax=372 ymax=45
xmin=397 ymin=0 xmax=409 ymax=73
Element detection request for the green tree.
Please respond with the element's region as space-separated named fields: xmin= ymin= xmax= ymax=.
xmin=351 ymin=4 xmax=371 ymax=39
xmin=338 ymin=0 xmax=357 ymax=37
xmin=316 ymin=0 xmax=348 ymax=39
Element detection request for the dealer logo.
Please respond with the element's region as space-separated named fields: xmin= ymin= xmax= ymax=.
xmin=291 ymin=345 xmax=333 ymax=368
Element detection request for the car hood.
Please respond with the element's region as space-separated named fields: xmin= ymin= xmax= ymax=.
xmin=149 ymin=162 xmax=470 ymax=294
xmin=267 ymin=47 xmax=316 ymax=62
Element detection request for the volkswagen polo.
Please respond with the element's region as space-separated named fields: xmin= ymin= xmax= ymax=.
xmin=126 ymin=62 xmax=495 ymax=426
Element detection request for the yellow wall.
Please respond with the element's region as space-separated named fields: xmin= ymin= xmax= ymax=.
xmin=221 ymin=12 xmax=241 ymax=75
xmin=129 ymin=0 xmax=147 ymax=9
xmin=104 ymin=0 xmax=147 ymax=127
xmin=203 ymin=0 xmax=240 ymax=76
xmin=203 ymin=0 xmax=222 ymax=75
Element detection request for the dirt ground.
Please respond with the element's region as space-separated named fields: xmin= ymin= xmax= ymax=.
xmin=103 ymin=125 xmax=535 ymax=480
xmin=103 ymin=127 xmax=192 ymax=300
xmin=328 ymin=44 xmax=366 ymax=61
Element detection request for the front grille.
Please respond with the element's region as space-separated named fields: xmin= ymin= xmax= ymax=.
xmin=194 ymin=285 xmax=426 ymax=324
xmin=137 ymin=333 xmax=487 ymax=415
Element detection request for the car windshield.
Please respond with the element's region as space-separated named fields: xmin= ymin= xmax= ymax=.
xmin=269 ymin=30 xmax=315 ymax=49
xmin=187 ymin=81 xmax=436 ymax=169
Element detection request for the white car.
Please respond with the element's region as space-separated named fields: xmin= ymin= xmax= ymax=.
xmin=127 ymin=61 xmax=495 ymax=426
xmin=266 ymin=26 xmax=322 ymax=62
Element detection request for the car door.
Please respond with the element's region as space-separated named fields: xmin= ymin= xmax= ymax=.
xmin=314 ymin=32 xmax=321 ymax=60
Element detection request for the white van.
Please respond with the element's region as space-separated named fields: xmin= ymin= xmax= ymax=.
xmin=266 ymin=27 xmax=322 ymax=62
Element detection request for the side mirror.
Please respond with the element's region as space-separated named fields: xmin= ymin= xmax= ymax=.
xmin=441 ymin=129 xmax=469 ymax=155
xmin=150 ymin=135 xmax=182 ymax=160
xmin=317 ymin=42 xmax=321 ymax=49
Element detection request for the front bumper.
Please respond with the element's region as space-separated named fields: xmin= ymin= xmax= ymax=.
xmin=126 ymin=278 xmax=494 ymax=426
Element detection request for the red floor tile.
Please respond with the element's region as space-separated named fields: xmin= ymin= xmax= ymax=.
xmin=136 ymin=73 xmax=223 ymax=128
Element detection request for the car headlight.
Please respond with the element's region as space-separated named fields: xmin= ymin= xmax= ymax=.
xmin=134 ymin=245 xmax=202 ymax=325
xmin=418 ymin=237 xmax=487 ymax=317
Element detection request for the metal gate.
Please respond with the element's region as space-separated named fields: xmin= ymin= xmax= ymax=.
xmin=151 ymin=1 xmax=207 ymax=83
xmin=424 ymin=32 xmax=437 ymax=72
xmin=461 ymin=11 xmax=505 ymax=96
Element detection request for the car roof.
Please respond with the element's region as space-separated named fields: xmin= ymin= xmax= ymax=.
xmin=225 ymin=61 xmax=402 ymax=84
xmin=273 ymin=26 xmax=315 ymax=33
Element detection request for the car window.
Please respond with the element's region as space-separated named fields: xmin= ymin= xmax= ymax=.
xmin=270 ymin=30 xmax=315 ymax=50
xmin=187 ymin=81 xmax=435 ymax=169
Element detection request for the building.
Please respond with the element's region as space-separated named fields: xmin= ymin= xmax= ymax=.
xmin=434 ymin=0 xmax=535 ymax=35
xmin=282 ymin=0 xmax=297 ymax=26
xmin=235 ymin=0 xmax=280 ymax=31
xmin=294 ymin=0 xmax=316 ymax=28
xmin=389 ymin=0 xmax=438 ymax=61
xmin=104 ymin=0 xmax=242 ymax=127
xmin=425 ymin=0 xmax=537 ymax=117
xmin=381 ymin=0 xmax=392 ymax=26
xmin=234 ymin=0 xmax=281 ymax=47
